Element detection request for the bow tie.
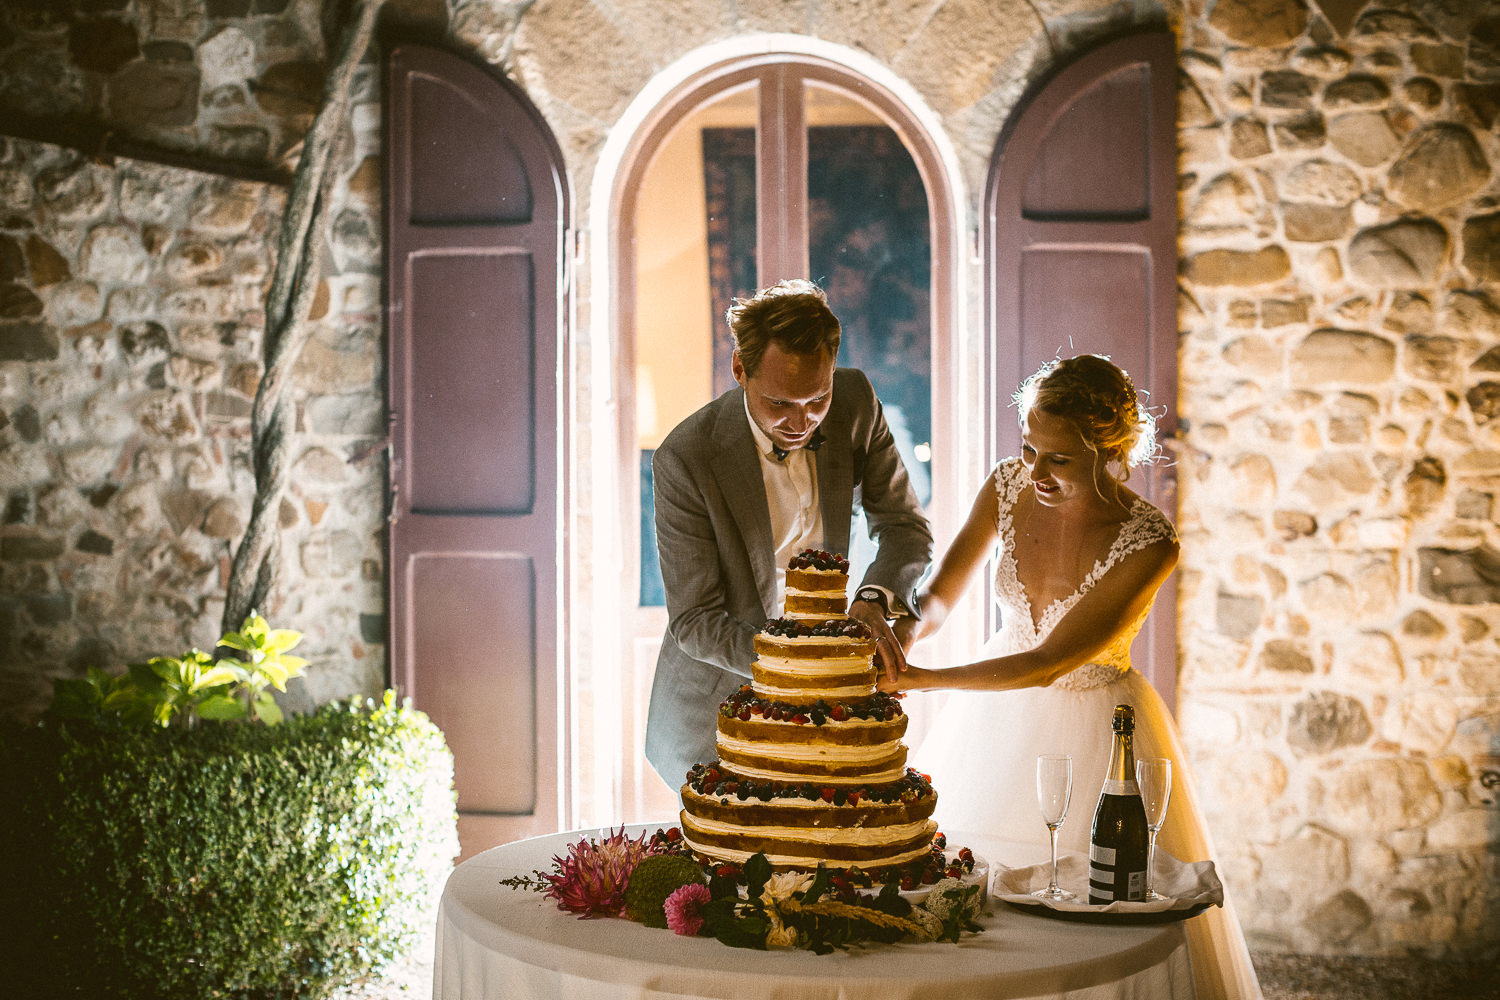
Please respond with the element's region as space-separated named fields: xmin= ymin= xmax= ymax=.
xmin=771 ymin=429 xmax=824 ymax=462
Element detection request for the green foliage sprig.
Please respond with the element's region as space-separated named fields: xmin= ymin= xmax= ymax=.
xmin=46 ymin=611 xmax=308 ymax=728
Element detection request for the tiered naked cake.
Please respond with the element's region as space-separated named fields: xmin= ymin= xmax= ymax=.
xmin=680 ymin=550 xmax=939 ymax=871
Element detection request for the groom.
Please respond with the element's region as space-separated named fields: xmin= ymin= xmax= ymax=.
xmin=644 ymin=278 xmax=933 ymax=788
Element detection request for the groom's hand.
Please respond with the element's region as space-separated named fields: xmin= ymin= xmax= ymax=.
xmin=850 ymin=598 xmax=906 ymax=682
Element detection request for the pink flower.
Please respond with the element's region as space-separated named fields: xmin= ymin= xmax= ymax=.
xmin=543 ymin=827 xmax=655 ymax=917
xmin=663 ymin=882 xmax=712 ymax=936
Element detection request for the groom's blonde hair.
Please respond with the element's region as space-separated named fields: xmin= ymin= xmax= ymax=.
xmin=728 ymin=278 xmax=841 ymax=377
xmin=1015 ymin=354 xmax=1158 ymax=476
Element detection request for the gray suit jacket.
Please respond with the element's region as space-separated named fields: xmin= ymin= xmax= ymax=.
xmin=643 ymin=367 xmax=933 ymax=788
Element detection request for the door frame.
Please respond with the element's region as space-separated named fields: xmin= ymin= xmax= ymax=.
xmin=592 ymin=38 xmax=972 ymax=824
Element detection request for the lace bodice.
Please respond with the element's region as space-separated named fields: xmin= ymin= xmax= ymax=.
xmin=990 ymin=458 xmax=1178 ymax=690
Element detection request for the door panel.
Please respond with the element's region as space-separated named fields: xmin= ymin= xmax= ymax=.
xmin=986 ymin=33 xmax=1180 ymax=708
xmin=408 ymin=252 xmax=535 ymax=513
xmin=386 ymin=44 xmax=569 ymax=858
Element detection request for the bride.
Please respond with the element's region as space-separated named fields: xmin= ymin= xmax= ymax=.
xmin=882 ymin=355 xmax=1262 ymax=1000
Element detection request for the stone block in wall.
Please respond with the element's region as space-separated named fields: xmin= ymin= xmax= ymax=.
xmin=1261 ymin=70 xmax=1315 ymax=109
xmin=1381 ymin=689 xmax=1459 ymax=756
xmin=1229 ymin=116 xmax=1272 ymax=159
xmin=1284 ymin=203 xmax=1350 ymax=241
xmin=1322 ymin=758 xmax=1441 ymax=835
xmin=1419 ymin=545 xmax=1500 ymax=603
xmin=1403 ymin=455 xmax=1446 ymax=516
xmin=1183 ymin=245 xmax=1291 ymax=286
xmin=1288 ymin=690 xmax=1371 ymax=754
xmin=1265 ymin=822 xmax=1350 ymax=886
xmin=1464 ymin=382 xmax=1500 ymax=424
xmin=1388 ymin=125 xmax=1491 ymax=213
xmin=25 ymin=236 xmax=69 ymax=287
xmin=253 ymin=60 xmax=326 ymax=116
xmin=1327 ymin=111 xmax=1399 ymax=166
xmin=0 ymin=322 xmax=60 ymax=361
xmin=108 ymin=61 xmax=200 ymax=128
xmin=1259 ymin=638 xmax=1315 ymax=673
xmin=1349 ymin=219 xmax=1449 ymax=287
xmin=199 ymin=26 xmax=256 ymax=90
xmin=1461 ymin=212 xmax=1500 ymax=284
xmin=1273 ymin=112 xmax=1326 ymax=150
xmin=1217 ymin=590 xmax=1264 ymax=640
xmin=1455 ymin=83 xmax=1500 ymax=130
xmin=1448 ymin=290 xmax=1500 ymax=341
xmin=1338 ymin=630 xmax=1404 ymax=686
xmin=1291 ymin=329 xmax=1395 ymax=384
xmin=1305 ymin=890 xmax=1375 ymax=947
xmin=0 ymin=46 xmax=88 ymax=119
xmin=1403 ymin=77 xmax=1443 ymax=111
xmin=1208 ymin=0 xmax=1312 ymax=47
xmin=80 ymin=224 xmax=150 ymax=284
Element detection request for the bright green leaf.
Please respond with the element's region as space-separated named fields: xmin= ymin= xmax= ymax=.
xmin=253 ymin=695 xmax=284 ymax=725
xmin=197 ymin=695 xmax=247 ymax=720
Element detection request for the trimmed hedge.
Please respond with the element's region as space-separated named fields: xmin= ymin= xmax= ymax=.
xmin=2 ymin=693 xmax=457 ymax=998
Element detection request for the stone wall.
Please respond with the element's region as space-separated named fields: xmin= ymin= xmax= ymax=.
xmin=0 ymin=0 xmax=388 ymax=717
xmin=1 ymin=0 xmax=1497 ymax=961
xmin=1172 ymin=0 xmax=1500 ymax=956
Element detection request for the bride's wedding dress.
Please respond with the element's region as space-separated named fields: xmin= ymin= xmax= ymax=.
xmin=913 ymin=459 xmax=1263 ymax=1000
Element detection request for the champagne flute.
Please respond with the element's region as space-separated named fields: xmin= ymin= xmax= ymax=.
xmin=1033 ymin=754 xmax=1075 ymax=901
xmin=1136 ymin=757 xmax=1172 ymax=901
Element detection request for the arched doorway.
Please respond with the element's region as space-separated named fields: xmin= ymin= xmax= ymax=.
xmin=604 ymin=47 xmax=964 ymax=821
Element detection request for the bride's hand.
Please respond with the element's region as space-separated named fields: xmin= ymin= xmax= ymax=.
xmin=877 ymin=665 xmax=928 ymax=694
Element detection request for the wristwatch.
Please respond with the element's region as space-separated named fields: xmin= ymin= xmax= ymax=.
xmin=854 ymin=586 xmax=892 ymax=618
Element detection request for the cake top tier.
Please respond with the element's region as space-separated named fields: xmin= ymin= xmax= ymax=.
xmin=788 ymin=549 xmax=849 ymax=572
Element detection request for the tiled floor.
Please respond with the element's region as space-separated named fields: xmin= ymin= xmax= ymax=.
xmin=1251 ymin=953 xmax=1499 ymax=1000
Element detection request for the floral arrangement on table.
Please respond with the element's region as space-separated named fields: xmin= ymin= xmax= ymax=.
xmin=500 ymin=827 xmax=984 ymax=954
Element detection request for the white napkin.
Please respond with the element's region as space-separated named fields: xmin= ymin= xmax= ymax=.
xmin=991 ymin=849 xmax=1223 ymax=914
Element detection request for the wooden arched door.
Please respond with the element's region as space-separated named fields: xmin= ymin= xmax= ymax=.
xmin=985 ymin=32 xmax=1180 ymax=707
xmin=385 ymin=44 xmax=570 ymax=856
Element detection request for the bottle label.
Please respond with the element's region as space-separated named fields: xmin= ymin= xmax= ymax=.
xmin=1102 ymin=778 xmax=1138 ymax=796
xmin=1088 ymin=843 xmax=1145 ymax=903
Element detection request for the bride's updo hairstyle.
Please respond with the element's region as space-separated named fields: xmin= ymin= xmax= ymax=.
xmin=1014 ymin=354 xmax=1159 ymax=479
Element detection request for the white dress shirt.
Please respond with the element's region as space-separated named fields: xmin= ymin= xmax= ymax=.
xmin=744 ymin=396 xmax=824 ymax=612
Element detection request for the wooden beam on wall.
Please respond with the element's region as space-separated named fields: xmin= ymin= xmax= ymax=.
xmin=0 ymin=111 xmax=292 ymax=188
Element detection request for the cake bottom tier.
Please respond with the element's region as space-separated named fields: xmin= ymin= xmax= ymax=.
xmin=678 ymin=778 xmax=939 ymax=870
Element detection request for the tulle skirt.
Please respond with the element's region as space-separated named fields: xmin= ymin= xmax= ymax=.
xmin=910 ymin=667 xmax=1263 ymax=1000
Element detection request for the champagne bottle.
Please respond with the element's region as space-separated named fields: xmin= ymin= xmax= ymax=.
xmin=1089 ymin=703 xmax=1149 ymax=904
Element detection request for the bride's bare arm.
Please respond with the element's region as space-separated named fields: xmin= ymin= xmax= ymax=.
xmin=889 ymin=537 xmax=1179 ymax=692
xmin=894 ymin=469 xmax=1001 ymax=651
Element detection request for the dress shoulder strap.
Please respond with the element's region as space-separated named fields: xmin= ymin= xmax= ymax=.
xmin=1081 ymin=499 xmax=1178 ymax=590
xmin=1107 ymin=499 xmax=1177 ymax=566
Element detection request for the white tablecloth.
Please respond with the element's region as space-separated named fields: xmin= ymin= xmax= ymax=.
xmin=434 ymin=824 xmax=1195 ymax=1000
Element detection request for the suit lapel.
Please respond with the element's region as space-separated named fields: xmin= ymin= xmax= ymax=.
xmin=710 ymin=391 xmax=777 ymax=618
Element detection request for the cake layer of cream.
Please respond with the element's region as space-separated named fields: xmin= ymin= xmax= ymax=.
xmin=755 ymin=634 xmax=873 ymax=650
xmin=686 ymin=813 xmax=935 ymax=845
xmin=679 ymin=821 xmax=939 ymax=869
xmin=717 ymin=757 xmax=908 ymax=785
xmin=785 ymin=585 xmax=846 ymax=600
xmin=717 ymin=731 xmax=902 ymax=762
xmin=752 ymin=681 xmax=871 ymax=700
xmin=753 ymin=653 xmax=871 ymax=674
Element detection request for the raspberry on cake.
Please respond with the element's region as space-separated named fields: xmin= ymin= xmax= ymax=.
xmin=678 ymin=552 xmax=939 ymax=872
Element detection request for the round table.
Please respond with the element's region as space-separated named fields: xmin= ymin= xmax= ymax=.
xmin=434 ymin=824 xmax=1195 ymax=1000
